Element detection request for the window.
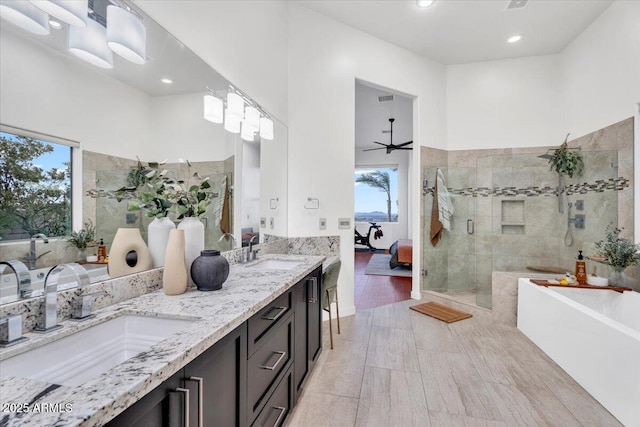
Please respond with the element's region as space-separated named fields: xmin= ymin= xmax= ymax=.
xmin=354 ymin=167 xmax=398 ymax=222
xmin=0 ymin=131 xmax=72 ymax=241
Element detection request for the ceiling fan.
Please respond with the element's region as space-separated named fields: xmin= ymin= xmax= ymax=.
xmin=363 ymin=118 xmax=413 ymax=154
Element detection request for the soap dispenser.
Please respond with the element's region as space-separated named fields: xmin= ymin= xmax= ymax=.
xmin=97 ymin=239 xmax=107 ymax=262
xmin=575 ymin=250 xmax=587 ymax=286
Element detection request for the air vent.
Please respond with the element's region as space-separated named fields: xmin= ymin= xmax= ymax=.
xmin=377 ymin=95 xmax=394 ymax=102
xmin=506 ymin=0 xmax=529 ymax=10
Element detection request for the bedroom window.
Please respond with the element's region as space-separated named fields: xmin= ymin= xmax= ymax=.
xmin=354 ymin=167 xmax=398 ymax=223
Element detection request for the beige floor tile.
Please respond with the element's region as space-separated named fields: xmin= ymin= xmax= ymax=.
xmin=372 ymin=300 xmax=415 ymax=330
xmin=307 ymin=339 xmax=368 ymax=398
xmin=323 ymin=308 xmax=374 ymax=345
xmin=429 ymin=411 xmax=507 ymax=427
xmin=411 ymin=314 xmax=466 ymax=353
xmin=516 ymin=385 xmax=581 ymax=427
xmin=355 ymin=366 xmax=429 ymax=427
xmin=366 ymin=327 xmax=420 ymax=372
xmin=552 ymin=386 xmax=623 ymax=427
xmin=286 ymin=390 xmax=359 ymax=427
xmin=484 ymin=382 xmax=548 ymax=427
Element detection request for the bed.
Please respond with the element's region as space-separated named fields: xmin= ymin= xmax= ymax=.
xmin=389 ymin=239 xmax=412 ymax=269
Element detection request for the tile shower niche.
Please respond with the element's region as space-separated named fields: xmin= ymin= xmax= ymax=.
xmin=501 ymin=200 xmax=525 ymax=235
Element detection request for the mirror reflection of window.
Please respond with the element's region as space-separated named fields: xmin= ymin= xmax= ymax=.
xmin=354 ymin=167 xmax=399 ymax=223
xmin=0 ymin=131 xmax=72 ymax=241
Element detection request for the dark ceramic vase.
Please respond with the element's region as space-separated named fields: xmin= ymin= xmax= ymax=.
xmin=191 ymin=250 xmax=229 ymax=291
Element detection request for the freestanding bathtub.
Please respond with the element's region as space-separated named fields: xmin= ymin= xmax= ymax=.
xmin=518 ymin=278 xmax=640 ymax=427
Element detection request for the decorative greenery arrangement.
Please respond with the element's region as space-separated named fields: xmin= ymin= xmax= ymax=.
xmin=126 ymin=162 xmax=173 ymax=219
xmin=548 ymin=135 xmax=584 ymax=178
xmin=127 ymin=158 xmax=150 ymax=188
xmin=595 ymin=224 xmax=640 ymax=268
xmin=168 ymin=160 xmax=213 ymax=219
xmin=67 ymin=219 xmax=97 ymax=249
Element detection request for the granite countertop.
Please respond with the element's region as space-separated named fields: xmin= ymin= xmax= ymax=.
xmin=0 ymin=254 xmax=325 ymax=427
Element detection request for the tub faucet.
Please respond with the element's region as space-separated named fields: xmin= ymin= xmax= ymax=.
xmin=24 ymin=233 xmax=50 ymax=270
xmin=0 ymin=260 xmax=32 ymax=298
xmin=35 ymin=263 xmax=90 ymax=333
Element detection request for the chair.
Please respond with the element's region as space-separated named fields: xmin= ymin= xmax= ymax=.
xmin=322 ymin=260 xmax=341 ymax=349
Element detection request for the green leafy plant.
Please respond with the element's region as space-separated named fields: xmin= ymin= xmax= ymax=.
xmin=548 ymin=137 xmax=584 ymax=178
xmin=166 ymin=160 xmax=212 ymax=219
xmin=67 ymin=219 xmax=97 ymax=249
xmin=595 ymin=224 xmax=640 ymax=268
xmin=125 ymin=162 xmax=173 ymax=219
xmin=127 ymin=157 xmax=150 ymax=188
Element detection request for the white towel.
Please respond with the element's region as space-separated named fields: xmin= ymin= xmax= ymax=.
xmin=436 ymin=169 xmax=454 ymax=231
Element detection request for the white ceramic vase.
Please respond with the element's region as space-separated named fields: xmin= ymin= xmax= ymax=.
xmin=178 ymin=217 xmax=205 ymax=286
xmin=108 ymin=228 xmax=153 ymax=278
xmin=148 ymin=216 xmax=176 ymax=267
xmin=163 ymin=229 xmax=187 ymax=295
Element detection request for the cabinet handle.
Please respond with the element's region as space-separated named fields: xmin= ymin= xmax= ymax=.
xmin=186 ymin=376 xmax=203 ymax=427
xmin=175 ymin=387 xmax=190 ymax=427
xmin=259 ymin=350 xmax=286 ymax=370
xmin=307 ymin=277 xmax=318 ymax=303
xmin=272 ymin=406 xmax=287 ymax=427
xmin=261 ymin=306 xmax=287 ymax=321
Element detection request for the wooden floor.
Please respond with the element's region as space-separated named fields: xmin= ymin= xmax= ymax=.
xmin=354 ymin=251 xmax=412 ymax=310
xmin=287 ymin=300 xmax=622 ymax=427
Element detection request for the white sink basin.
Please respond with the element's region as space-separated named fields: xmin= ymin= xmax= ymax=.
xmin=252 ymin=259 xmax=302 ymax=270
xmin=0 ymin=315 xmax=194 ymax=387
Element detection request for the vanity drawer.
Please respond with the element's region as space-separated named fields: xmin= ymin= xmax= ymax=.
xmin=251 ymin=365 xmax=294 ymax=427
xmin=247 ymin=311 xmax=293 ymax=422
xmin=248 ymin=290 xmax=292 ymax=356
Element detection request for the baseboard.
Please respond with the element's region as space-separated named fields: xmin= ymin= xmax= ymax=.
xmin=322 ymin=304 xmax=356 ymax=321
xmin=411 ymin=290 xmax=422 ymax=300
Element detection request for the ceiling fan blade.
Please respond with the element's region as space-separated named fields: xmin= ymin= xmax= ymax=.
xmin=393 ymin=147 xmax=413 ymax=150
xmin=362 ymin=147 xmax=387 ymax=152
xmin=396 ymin=140 xmax=413 ymax=147
xmin=372 ymin=141 xmax=387 ymax=146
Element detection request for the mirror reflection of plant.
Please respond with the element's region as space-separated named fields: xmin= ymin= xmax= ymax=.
xmin=67 ymin=219 xmax=97 ymax=249
xmin=595 ymin=224 xmax=640 ymax=268
xmin=167 ymin=159 xmax=212 ymax=220
xmin=548 ymin=135 xmax=584 ymax=178
xmin=126 ymin=157 xmax=151 ymax=188
xmin=125 ymin=161 xmax=174 ymax=219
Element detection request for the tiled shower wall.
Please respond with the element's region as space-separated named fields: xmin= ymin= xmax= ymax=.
xmin=421 ymin=117 xmax=636 ymax=306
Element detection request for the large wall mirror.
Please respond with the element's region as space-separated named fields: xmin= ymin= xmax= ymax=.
xmin=0 ymin=0 xmax=288 ymax=304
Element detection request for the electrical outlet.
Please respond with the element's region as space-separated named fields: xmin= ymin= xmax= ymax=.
xmin=338 ymin=218 xmax=351 ymax=229
xmin=422 ymin=269 xmax=428 ymax=277
xmin=260 ymin=217 xmax=266 ymax=228
xmin=319 ymin=218 xmax=327 ymax=230
xmin=270 ymin=218 xmax=274 ymax=229
xmin=576 ymin=200 xmax=584 ymax=211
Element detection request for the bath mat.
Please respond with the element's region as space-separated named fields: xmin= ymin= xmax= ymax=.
xmin=409 ymin=302 xmax=472 ymax=323
xmin=364 ymin=254 xmax=412 ymax=277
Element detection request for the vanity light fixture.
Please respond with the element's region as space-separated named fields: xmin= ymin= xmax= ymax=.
xmin=416 ymin=0 xmax=435 ymax=8
xmin=204 ymin=94 xmax=223 ymax=124
xmin=30 ymin=0 xmax=87 ymax=27
xmin=106 ymin=5 xmax=145 ymax=64
xmin=161 ymin=78 xmax=173 ymax=84
xmin=240 ymin=123 xmax=255 ymax=141
xmin=507 ymin=34 xmax=523 ymax=43
xmin=259 ymin=117 xmax=274 ymax=140
xmin=243 ymin=106 xmax=261 ymax=133
xmin=0 ymin=0 xmax=50 ymax=35
xmin=224 ymin=109 xmax=241 ymax=134
xmin=68 ymin=17 xmax=113 ymax=69
xmin=226 ymin=92 xmax=245 ymax=121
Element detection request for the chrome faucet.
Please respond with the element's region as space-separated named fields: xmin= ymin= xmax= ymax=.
xmin=24 ymin=233 xmax=51 ymax=270
xmin=35 ymin=263 xmax=89 ymax=333
xmin=72 ymin=290 xmax=106 ymax=320
xmin=0 ymin=314 xmax=27 ymax=347
xmin=249 ymin=235 xmax=260 ymax=261
xmin=0 ymin=260 xmax=32 ymax=298
xmin=218 ymin=233 xmax=237 ymax=251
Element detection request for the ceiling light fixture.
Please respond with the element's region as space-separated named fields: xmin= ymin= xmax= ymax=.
xmin=68 ymin=17 xmax=113 ymax=69
xmin=161 ymin=78 xmax=173 ymax=84
xmin=507 ymin=34 xmax=523 ymax=43
xmin=416 ymin=0 xmax=435 ymax=8
xmin=30 ymin=0 xmax=87 ymax=27
xmin=0 ymin=1 xmax=50 ymax=35
xmin=204 ymin=94 xmax=223 ymax=124
xmin=106 ymin=4 xmax=146 ymax=64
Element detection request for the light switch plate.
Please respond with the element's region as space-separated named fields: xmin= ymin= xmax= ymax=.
xmin=260 ymin=217 xmax=266 ymax=228
xmin=338 ymin=218 xmax=351 ymax=229
xmin=270 ymin=218 xmax=274 ymax=229
xmin=319 ymin=218 xmax=327 ymax=230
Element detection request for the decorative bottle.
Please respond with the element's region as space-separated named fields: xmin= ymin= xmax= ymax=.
xmin=575 ymin=250 xmax=587 ymax=286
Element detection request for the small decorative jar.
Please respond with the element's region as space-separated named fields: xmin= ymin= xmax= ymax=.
xmin=191 ymin=250 xmax=229 ymax=291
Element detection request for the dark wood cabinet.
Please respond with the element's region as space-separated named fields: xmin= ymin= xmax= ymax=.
xmin=293 ymin=266 xmax=323 ymax=401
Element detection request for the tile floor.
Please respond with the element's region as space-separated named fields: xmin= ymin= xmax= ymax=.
xmin=287 ymin=299 xmax=622 ymax=427
xmin=355 ymin=252 xmax=412 ymax=310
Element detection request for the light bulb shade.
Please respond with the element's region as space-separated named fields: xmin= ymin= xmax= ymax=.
xmin=30 ymin=0 xmax=87 ymax=27
xmin=204 ymin=95 xmax=223 ymax=123
xmin=224 ymin=109 xmax=241 ymax=134
xmin=259 ymin=117 xmax=274 ymax=140
xmin=0 ymin=1 xmax=50 ymax=35
xmin=68 ymin=18 xmax=113 ymax=69
xmin=106 ymin=5 xmax=146 ymax=65
xmin=240 ymin=123 xmax=254 ymax=141
xmin=226 ymin=92 xmax=244 ymax=121
xmin=244 ymin=106 xmax=260 ymax=133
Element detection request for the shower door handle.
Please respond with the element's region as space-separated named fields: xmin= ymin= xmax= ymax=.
xmin=467 ymin=219 xmax=474 ymax=235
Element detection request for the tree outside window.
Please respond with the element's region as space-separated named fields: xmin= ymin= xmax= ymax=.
xmin=0 ymin=132 xmax=72 ymax=241
xmin=354 ymin=167 xmax=398 ymax=222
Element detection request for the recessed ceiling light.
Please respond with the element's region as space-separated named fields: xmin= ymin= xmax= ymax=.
xmin=416 ymin=0 xmax=435 ymax=8
xmin=49 ymin=19 xmax=62 ymax=29
xmin=507 ymin=34 xmax=523 ymax=44
xmin=161 ymin=78 xmax=173 ymax=84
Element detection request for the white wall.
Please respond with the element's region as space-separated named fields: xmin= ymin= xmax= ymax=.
xmin=288 ymin=3 xmax=448 ymax=312
xmin=241 ymin=141 xmax=261 ymax=233
xmin=447 ymin=55 xmax=561 ymax=150
xmin=134 ymin=0 xmax=289 ymax=124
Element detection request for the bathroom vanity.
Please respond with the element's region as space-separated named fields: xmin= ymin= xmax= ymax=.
xmin=0 ymin=255 xmax=325 ymax=427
